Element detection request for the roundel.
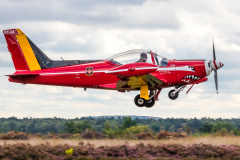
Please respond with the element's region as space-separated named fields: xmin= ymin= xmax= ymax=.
xmin=85 ymin=67 xmax=93 ymax=76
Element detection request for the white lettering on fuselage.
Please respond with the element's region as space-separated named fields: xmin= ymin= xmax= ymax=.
xmin=75 ymin=74 xmax=80 ymax=78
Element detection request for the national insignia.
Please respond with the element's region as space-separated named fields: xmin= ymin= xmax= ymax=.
xmin=86 ymin=67 xmax=93 ymax=76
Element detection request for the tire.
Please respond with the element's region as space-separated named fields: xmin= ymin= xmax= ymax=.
xmin=168 ymin=90 xmax=179 ymax=100
xmin=134 ymin=94 xmax=147 ymax=107
xmin=145 ymin=97 xmax=155 ymax=108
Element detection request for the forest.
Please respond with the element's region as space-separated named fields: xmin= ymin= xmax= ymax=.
xmin=1 ymin=116 xmax=240 ymax=136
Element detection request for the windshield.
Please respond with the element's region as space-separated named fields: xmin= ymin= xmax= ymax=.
xmin=154 ymin=54 xmax=169 ymax=67
xmin=106 ymin=49 xmax=169 ymax=66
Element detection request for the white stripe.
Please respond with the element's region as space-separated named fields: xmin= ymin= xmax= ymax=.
xmin=157 ymin=67 xmax=175 ymax=71
xmin=176 ymin=66 xmax=194 ymax=72
xmin=135 ymin=67 xmax=158 ymax=70
xmin=40 ymin=70 xmax=107 ymax=75
xmin=106 ymin=67 xmax=158 ymax=74
xmin=105 ymin=69 xmax=128 ymax=74
xmin=157 ymin=66 xmax=194 ymax=72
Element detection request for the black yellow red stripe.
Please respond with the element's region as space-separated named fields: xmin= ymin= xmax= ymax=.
xmin=16 ymin=29 xmax=41 ymax=71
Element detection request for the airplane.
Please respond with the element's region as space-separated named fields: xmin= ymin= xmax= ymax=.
xmin=3 ymin=29 xmax=224 ymax=108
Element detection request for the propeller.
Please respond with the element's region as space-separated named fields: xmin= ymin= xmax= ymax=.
xmin=212 ymin=37 xmax=218 ymax=94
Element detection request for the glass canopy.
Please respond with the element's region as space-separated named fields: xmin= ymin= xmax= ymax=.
xmin=106 ymin=49 xmax=169 ymax=66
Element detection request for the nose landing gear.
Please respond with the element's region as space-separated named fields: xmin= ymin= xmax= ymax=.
xmin=134 ymin=89 xmax=161 ymax=108
xmin=168 ymin=85 xmax=186 ymax=100
xmin=168 ymin=90 xmax=179 ymax=100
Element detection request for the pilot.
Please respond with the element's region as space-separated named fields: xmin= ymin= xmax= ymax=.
xmin=137 ymin=52 xmax=147 ymax=62
xmin=160 ymin=58 xmax=168 ymax=66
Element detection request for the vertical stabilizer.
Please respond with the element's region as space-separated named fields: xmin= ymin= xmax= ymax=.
xmin=3 ymin=29 xmax=102 ymax=70
xmin=3 ymin=29 xmax=41 ymax=71
xmin=3 ymin=29 xmax=29 ymax=71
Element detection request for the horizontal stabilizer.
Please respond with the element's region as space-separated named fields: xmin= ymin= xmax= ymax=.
xmin=6 ymin=73 xmax=39 ymax=79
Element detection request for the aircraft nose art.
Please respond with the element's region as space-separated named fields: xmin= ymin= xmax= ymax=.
xmin=105 ymin=63 xmax=158 ymax=77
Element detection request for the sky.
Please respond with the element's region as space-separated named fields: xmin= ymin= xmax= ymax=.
xmin=0 ymin=0 xmax=239 ymax=119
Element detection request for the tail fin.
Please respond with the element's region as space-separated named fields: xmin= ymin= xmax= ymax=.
xmin=3 ymin=29 xmax=103 ymax=70
xmin=3 ymin=29 xmax=51 ymax=71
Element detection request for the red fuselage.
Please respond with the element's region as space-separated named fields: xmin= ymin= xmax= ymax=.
xmin=9 ymin=59 xmax=207 ymax=91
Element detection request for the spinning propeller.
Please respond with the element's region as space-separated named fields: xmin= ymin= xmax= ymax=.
xmin=211 ymin=37 xmax=224 ymax=94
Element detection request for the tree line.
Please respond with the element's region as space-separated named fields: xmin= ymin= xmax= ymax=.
xmin=1 ymin=116 xmax=240 ymax=135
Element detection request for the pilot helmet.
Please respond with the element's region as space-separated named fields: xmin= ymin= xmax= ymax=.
xmin=140 ymin=52 xmax=147 ymax=61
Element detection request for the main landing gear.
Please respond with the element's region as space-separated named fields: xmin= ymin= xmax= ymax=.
xmin=134 ymin=85 xmax=187 ymax=107
xmin=134 ymin=89 xmax=161 ymax=108
xmin=168 ymin=85 xmax=186 ymax=100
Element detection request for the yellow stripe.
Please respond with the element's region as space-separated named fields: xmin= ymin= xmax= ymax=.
xmin=16 ymin=29 xmax=41 ymax=71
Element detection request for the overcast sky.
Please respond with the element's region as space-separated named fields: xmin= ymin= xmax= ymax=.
xmin=0 ymin=0 xmax=239 ymax=119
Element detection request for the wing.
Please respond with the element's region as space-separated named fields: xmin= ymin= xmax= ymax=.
xmin=105 ymin=62 xmax=158 ymax=77
xmin=103 ymin=63 xmax=166 ymax=99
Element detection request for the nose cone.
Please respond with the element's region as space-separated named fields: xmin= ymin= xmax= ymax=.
xmin=211 ymin=60 xmax=224 ymax=70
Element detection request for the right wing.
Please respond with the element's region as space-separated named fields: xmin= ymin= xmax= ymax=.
xmin=104 ymin=63 xmax=166 ymax=99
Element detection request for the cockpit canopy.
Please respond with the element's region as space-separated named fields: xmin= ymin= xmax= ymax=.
xmin=106 ymin=49 xmax=169 ymax=67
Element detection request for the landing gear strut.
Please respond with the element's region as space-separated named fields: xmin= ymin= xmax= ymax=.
xmin=168 ymin=85 xmax=186 ymax=100
xmin=134 ymin=89 xmax=161 ymax=108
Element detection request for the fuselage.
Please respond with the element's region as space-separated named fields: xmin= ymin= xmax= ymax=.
xmin=9 ymin=59 xmax=208 ymax=91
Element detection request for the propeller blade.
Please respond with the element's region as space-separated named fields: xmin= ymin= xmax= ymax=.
xmin=214 ymin=70 xmax=218 ymax=94
xmin=212 ymin=36 xmax=216 ymax=60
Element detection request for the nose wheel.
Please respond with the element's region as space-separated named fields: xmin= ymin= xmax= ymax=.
xmin=168 ymin=85 xmax=186 ymax=100
xmin=168 ymin=90 xmax=179 ymax=100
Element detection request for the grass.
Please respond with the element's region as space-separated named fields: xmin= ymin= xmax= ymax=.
xmin=1 ymin=135 xmax=240 ymax=147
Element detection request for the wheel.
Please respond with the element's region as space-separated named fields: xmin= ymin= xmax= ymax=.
xmin=168 ymin=90 xmax=179 ymax=100
xmin=145 ymin=97 xmax=155 ymax=108
xmin=134 ymin=94 xmax=147 ymax=107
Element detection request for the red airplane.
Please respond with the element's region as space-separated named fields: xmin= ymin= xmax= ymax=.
xmin=3 ymin=29 xmax=224 ymax=108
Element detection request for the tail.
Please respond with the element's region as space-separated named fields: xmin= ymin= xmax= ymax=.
xmin=3 ymin=29 xmax=51 ymax=71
